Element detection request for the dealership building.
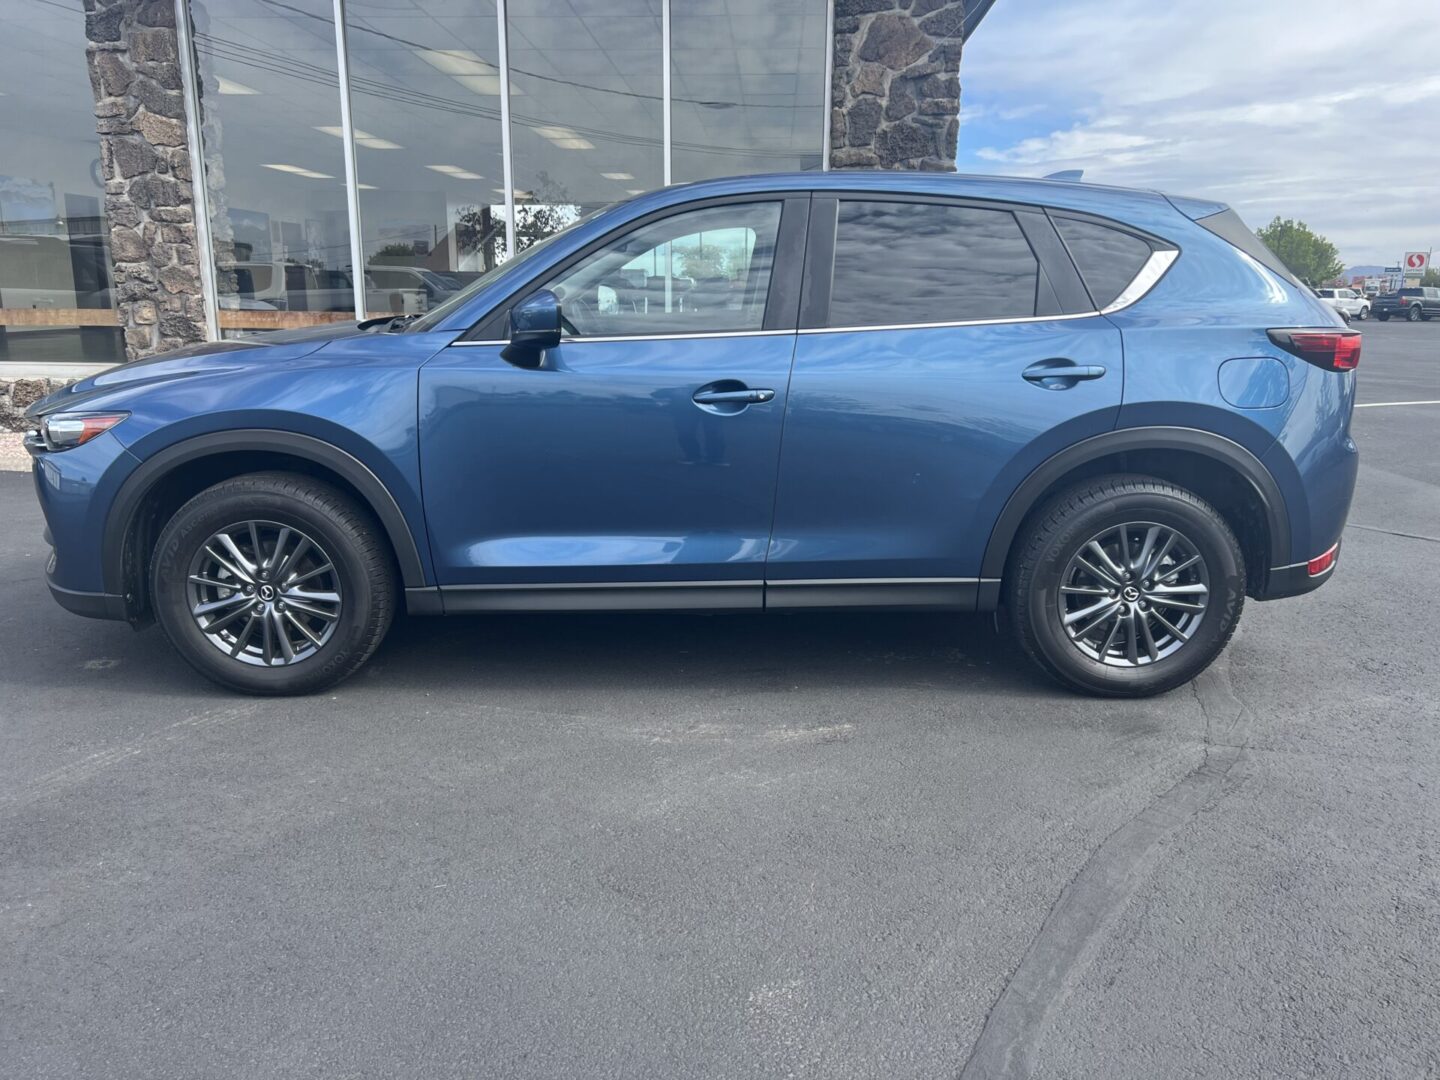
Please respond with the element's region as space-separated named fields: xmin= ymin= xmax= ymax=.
xmin=0 ymin=0 xmax=991 ymax=417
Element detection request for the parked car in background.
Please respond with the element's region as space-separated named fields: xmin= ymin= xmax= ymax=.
xmin=1315 ymin=287 xmax=1369 ymax=321
xmin=25 ymin=173 xmax=1359 ymax=699
xmin=220 ymin=261 xmax=427 ymax=316
xmin=1372 ymin=287 xmax=1440 ymax=321
xmin=367 ymin=265 xmax=465 ymax=308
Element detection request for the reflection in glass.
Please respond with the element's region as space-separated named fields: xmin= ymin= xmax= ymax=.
xmin=0 ymin=0 xmax=123 ymax=364
xmin=345 ymin=1 xmax=509 ymax=310
xmin=545 ymin=202 xmax=781 ymax=336
xmin=670 ymin=0 xmax=827 ymax=182
xmin=831 ymin=202 xmax=1039 ymax=326
xmin=507 ymin=0 xmax=663 ymax=250
xmin=190 ymin=0 xmax=356 ymax=334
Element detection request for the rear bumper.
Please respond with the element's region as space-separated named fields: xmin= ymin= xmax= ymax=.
xmin=1256 ymin=541 xmax=1340 ymax=600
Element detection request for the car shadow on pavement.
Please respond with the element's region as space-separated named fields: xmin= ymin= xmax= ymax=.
xmin=360 ymin=609 xmax=1038 ymax=698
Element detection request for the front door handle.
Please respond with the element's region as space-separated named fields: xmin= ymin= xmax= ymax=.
xmin=1022 ymin=360 xmax=1107 ymax=389
xmin=692 ymin=388 xmax=775 ymax=405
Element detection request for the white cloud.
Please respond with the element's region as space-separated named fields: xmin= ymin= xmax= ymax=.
xmin=961 ymin=0 xmax=1440 ymax=264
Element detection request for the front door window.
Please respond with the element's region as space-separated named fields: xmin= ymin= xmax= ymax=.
xmin=542 ymin=202 xmax=783 ymax=337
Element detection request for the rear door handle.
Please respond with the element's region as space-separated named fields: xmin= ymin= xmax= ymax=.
xmin=1022 ymin=360 xmax=1107 ymax=388
xmin=692 ymin=388 xmax=775 ymax=405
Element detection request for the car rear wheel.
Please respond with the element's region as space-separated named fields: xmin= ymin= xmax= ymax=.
xmin=1377 ymin=312 xmax=1390 ymax=321
xmin=1006 ymin=475 xmax=1245 ymax=697
xmin=1407 ymin=305 xmax=1422 ymax=322
xmin=151 ymin=472 xmax=396 ymax=695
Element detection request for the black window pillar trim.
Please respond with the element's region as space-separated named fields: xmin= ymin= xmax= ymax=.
xmin=1014 ymin=209 xmax=1092 ymax=316
xmin=798 ymin=196 xmax=837 ymax=329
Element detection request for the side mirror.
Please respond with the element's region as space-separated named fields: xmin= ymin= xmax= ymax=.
xmin=502 ymin=289 xmax=562 ymax=368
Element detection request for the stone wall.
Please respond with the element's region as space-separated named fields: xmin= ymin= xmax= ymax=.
xmin=0 ymin=379 xmax=72 ymax=434
xmin=84 ymin=0 xmax=206 ymax=359
xmin=831 ymin=0 xmax=965 ymax=171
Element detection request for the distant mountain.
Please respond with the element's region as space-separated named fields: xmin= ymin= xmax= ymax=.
xmin=1345 ymin=265 xmax=1388 ymax=277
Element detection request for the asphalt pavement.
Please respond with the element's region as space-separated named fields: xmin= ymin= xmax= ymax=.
xmin=1 ymin=320 xmax=1437 ymax=1079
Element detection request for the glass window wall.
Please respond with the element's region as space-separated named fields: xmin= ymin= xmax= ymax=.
xmin=507 ymin=0 xmax=664 ymax=250
xmin=0 ymin=0 xmax=124 ymax=364
xmin=190 ymin=0 xmax=356 ymax=335
xmin=345 ymin=1 xmax=510 ymax=308
xmin=670 ymin=0 xmax=828 ymax=182
xmin=179 ymin=0 xmax=830 ymax=337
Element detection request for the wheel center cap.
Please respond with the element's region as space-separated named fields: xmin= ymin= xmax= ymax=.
xmin=1122 ymin=585 xmax=1140 ymax=602
xmin=258 ymin=584 xmax=276 ymax=602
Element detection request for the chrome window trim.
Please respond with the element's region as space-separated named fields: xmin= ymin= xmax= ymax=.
xmin=799 ymin=311 xmax=1102 ymax=335
xmin=450 ymin=329 xmax=793 ymax=346
xmin=1101 ymin=248 xmax=1179 ymax=314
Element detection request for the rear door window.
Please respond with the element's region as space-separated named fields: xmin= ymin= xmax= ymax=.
xmin=1052 ymin=216 xmax=1154 ymax=309
xmin=828 ymin=200 xmax=1038 ymax=327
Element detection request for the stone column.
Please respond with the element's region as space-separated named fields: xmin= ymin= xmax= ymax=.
xmin=831 ymin=1 xmax=965 ymax=171
xmin=84 ymin=0 xmax=206 ymax=359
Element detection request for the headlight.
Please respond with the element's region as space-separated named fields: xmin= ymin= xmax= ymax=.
xmin=39 ymin=412 xmax=128 ymax=451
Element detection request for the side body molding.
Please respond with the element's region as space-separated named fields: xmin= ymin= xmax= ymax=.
xmin=977 ymin=426 xmax=1291 ymax=608
xmin=104 ymin=430 xmax=429 ymax=597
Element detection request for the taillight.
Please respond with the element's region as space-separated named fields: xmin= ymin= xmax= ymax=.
xmin=1267 ymin=329 xmax=1361 ymax=371
xmin=1307 ymin=543 xmax=1339 ymax=577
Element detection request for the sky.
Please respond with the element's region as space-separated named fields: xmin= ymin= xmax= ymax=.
xmin=955 ymin=0 xmax=1440 ymax=268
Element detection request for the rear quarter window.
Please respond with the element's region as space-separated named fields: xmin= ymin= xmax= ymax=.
xmin=1052 ymin=216 xmax=1154 ymax=308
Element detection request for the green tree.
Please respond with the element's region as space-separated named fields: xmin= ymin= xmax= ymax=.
xmin=1421 ymin=267 xmax=1440 ymax=288
xmin=1255 ymin=217 xmax=1345 ymax=286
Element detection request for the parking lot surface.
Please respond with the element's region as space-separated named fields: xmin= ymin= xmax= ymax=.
xmin=2 ymin=321 xmax=1437 ymax=1079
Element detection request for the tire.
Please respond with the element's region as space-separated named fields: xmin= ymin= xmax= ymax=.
xmin=1356 ymin=306 xmax=1368 ymax=321
xmin=1377 ymin=313 xmax=1390 ymax=321
xmin=150 ymin=472 xmax=396 ymax=694
xmin=1407 ymin=304 xmax=1422 ymax=322
xmin=1006 ymin=474 xmax=1245 ymax=697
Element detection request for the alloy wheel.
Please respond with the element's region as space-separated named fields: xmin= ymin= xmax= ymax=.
xmin=186 ymin=520 xmax=342 ymax=666
xmin=1058 ymin=522 xmax=1210 ymax=667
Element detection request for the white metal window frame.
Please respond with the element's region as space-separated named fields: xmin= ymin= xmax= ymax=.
xmin=175 ymin=0 xmax=836 ymax=340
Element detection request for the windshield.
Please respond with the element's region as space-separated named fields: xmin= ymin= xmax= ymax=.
xmin=407 ymin=203 xmax=618 ymax=332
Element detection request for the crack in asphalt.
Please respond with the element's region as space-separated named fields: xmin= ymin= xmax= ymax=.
xmin=957 ymin=657 xmax=1249 ymax=1080
xmin=1345 ymin=522 xmax=1440 ymax=545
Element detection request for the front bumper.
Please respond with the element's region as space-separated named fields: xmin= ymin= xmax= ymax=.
xmin=27 ymin=428 xmax=139 ymax=621
xmin=46 ymin=573 xmax=128 ymax=620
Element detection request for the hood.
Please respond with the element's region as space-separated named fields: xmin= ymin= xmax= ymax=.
xmin=25 ymin=324 xmax=367 ymax=419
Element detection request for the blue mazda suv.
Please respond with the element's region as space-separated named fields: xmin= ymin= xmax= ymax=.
xmin=25 ymin=173 xmax=1359 ymax=697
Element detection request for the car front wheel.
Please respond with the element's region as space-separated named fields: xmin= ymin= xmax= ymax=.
xmin=1006 ymin=475 xmax=1245 ymax=697
xmin=151 ymin=472 xmax=396 ymax=694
